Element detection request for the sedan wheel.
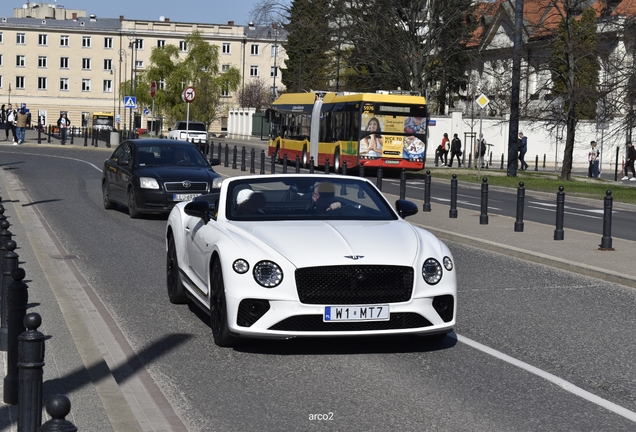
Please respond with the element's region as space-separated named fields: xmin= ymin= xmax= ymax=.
xmin=210 ymin=259 xmax=234 ymax=347
xmin=102 ymin=181 xmax=117 ymax=210
xmin=127 ymin=187 xmax=140 ymax=219
xmin=166 ymin=235 xmax=187 ymax=304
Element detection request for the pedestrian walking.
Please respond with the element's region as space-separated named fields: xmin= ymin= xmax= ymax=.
xmin=16 ymin=106 xmax=29 ymax=144
xmin=518 ymin=132 xmax=529 ymax=170
xmin=588 ymin=141 xmax=600 ymax=178
xmin=475 ymin=133 xmax=487 ymax=168
xmin=5 ymin=104 xmax=18 ymax=144
xmin=0 ymin=104 xmax=5 ymax=129
xmin=448 ymin=133 xmax=462 ymax=167
xmin=57 ymin=112 xmax=71 ymax=145
xmin=622 ymin=141 xmax=636 ymax=181
xmin=440 ymin=133 xmax=450 ymax=167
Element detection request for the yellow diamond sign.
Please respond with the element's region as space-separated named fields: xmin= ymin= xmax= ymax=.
xmin=476 ymin=93 xmax=490 ymax=109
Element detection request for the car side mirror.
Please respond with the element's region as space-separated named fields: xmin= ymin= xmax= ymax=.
xmin=119 ymin=158 xmax=131 ymax=166
xmin=168 ymin=127 xmax=172 ymax=131
xmin=184 ymin=200 xmax=214 ymax=224
xmin=395 ymin=199 xmax=418 ymax=218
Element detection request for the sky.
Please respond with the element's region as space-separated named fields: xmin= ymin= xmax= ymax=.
xmin=1 ymin=0 xmax=266 ymax=25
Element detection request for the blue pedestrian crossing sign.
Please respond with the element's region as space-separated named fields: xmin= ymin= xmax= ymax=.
xmin=124 ymin=96 xmax=137 ymax=109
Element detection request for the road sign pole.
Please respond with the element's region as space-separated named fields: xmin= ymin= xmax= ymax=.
xmin=186 ymin=102 xmax=190 ymax=138
xmin=151 ymin=100 xmax=155 ymax=136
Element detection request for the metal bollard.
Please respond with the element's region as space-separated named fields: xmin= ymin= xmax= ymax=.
xmin=250 ymin=148 xmax=256 ymax=173
xmin=489 ymin=152 xmax=493 ymax=168
xmin=599 ymin=190 xmax=614 ymax=251
xmin=260 ymin=150 xmax=265 ymax=175
xmin=84 ymin=128 xmax=88 ymax=146
xmin=554 ymin=186 xmax=565 ymax=240
xmin=399 ymin=169 xmax=406 ymax=200
xmin=17 ymin=313 xmax=46 ymax=432
xmin=358 ymin=164 xmax=365 ymax=178
xmin=3 ymin=267 xmax=28 ymax=404
xmin=283 ymin=153 xmax=288 ymax=174
xmin=232 ymin=146 xmax=238 ymax=169
xmin=514 ymin=182 xmax=525 ymax=232
xmin=0 ymin=240 xmax=19 ymax=352
xmin=500 ymin=153 xmax=504 ymax=170
xmin=270 ymin=154 xmax=276 ymax=174
xmin=38 ymin=126 xmax=41 ymax=144
xmin=376 ymin=167 xmax=383 ymax=190
xmin=218 ymin=142 xmax=222 ymax=161
xmin=325 ymin=158 xmax=330 ymax=174
xmin=241 ymin=147 xmax=246 ymax=171
xmin=71 ymin=127 xmax=75 ymax=145
xmin=48 ymin=125 xmax=52 ymax=144
xmin=542 ymin=154 xmax=546 ymax=169
xmin=423 ymin=170 xmax=431 ymax=212
xmin=480 ymin=177 xmax=488 ymax=224
xmin=342 ymin=161 xmax=348 ymax=176
xmin=224 ymin=144 xmax=229 ymax=168
xmin=295 ymin=155 xmax=300 ymax=173
xmin=40 ymin=395 xmax=78 ymax=432
xmin=534 ymin=155 xmax=538 ymax=171
xmin=309 ymin=157 xmax=315 ymax=174
xmin=449 ymin=174 xmax=458 ymax=218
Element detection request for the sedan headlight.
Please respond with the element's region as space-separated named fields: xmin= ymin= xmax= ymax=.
xmin=139 ymin=177 xmax=160 ymax=189
xmin=212 ymin=177 xmax=223 ymax=189
xmin=422 ymin=258 xmax=442 ymax=285
xmin=253 ymin=261 xmax=283 ymax=288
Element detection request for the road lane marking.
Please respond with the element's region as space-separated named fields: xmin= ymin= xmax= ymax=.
xmin=0 ymin=150 xmax=103 ymax=171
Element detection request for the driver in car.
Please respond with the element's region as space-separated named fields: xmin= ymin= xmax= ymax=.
xmin=311 ymin=182 xmax=341 ymax=212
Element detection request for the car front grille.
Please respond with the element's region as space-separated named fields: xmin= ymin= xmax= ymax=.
xmin=295 ymin=265 xmax=414 ymax=305
xmin=164 ymin=181 xmax=209 ymax=193
xmin=268 ymin=313 xmax=431 ymax=332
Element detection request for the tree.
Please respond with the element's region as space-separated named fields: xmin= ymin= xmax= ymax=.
xmin=237 ymin=79 xmax=272 ymax=111
xmin=134 ymin=31 xmax=241 ymax=130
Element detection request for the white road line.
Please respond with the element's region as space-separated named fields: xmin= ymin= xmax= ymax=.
xmin=456 ymin=334 xmax=636 ymax=422
xmin=431 ymin=197 xmax=501 ymax=210
xmin=528 ymin=205 xmax=602 ymax=220
xmin=0 ymin=150 xmax=103 ymax=172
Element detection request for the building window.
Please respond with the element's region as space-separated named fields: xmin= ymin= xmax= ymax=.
xmin=60 ymin=78 xmax=69 ymax=91
xmin=159 ymin=79 xmax=166 ymax=90
xmin=179 ymin=40 xmax=188 ymax=52
xmin=157 ymin=39 xmax=166 ymax=48
xmin=38 ymin=56 xmax=47 ymax=68
xmin=16 ymin=55 xmax=25 ymax=67
xmin=271 ymin=45 xmax=279 ymax=57
xmin=104 ymin=37 xmax=113 ymax=48
xmin=0 ymin=55 xmax=2 ymax=66
xmin=82 ymin=58 xmax=91 ymax=70
xmin=60 ymin=35 xmax=69 ymax=47
xmin=104 ymin=59 xmax=112 ymax=70
xmin=16 ymin=33 xmax=26 ymax=44
xmin=0 ymin=76 xmax=2 ymax=89
xmin=251 ymin=44 xmax=259 ymax=55
xmin=103 ymin=79 xmax=113 ymax=92
xmin=0 ymin=32 xmax=3 ymax=44
xmin=82 ymin=79 xmax=91 ymax=91
xmin=135 ymin=60 xmax=144 ymax=68
xmin=270 ymin=66 xmax=278 ymax=77
xmin=250 ymin=65 xmax=259 ymax=77
xmin=38 ymin=77 xmax=47 ymax=90
xmin=60 ymin=57 xmax=69 ymax=69
xmin=222 ymin=43 xmax=231 ymax=54
xmin=135 ymin=39 xmax=144 ymax=49
xmin=38 ymin=34 xmax=48 ymax=46
xmin=221 ymin=85 xmax=230 ymax=97
xmin=222 ymin=64 xmax=230 ymax=72
xmin=16 ymin=76 xmax=25 ymax=89
xmin=82 ymin=36 xmax=91 ymax=48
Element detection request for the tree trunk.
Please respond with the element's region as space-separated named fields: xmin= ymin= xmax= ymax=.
xmin=560 ymin=112 xmax=576 ymax=181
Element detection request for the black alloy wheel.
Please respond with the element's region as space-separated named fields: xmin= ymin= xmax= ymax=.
xmin=210 ymin=259 xmax=234 ymax=347
xmin=127 ymin=187 xmax=140 ymax=219
xmin=102 ymin=181 xmax=117 ymax=209
xmin=167 ymin=234 xmax=187 ymax=304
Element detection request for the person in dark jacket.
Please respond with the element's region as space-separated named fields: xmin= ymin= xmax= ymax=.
xmin=518 ymin=132 xmax=529 ymax=170
xmin=448 ymin=133 xmax=462 ymax=168
xmin=57 ymin=113 xmax=71 ymax=145
xmin=622 ymin=141 xmax=636 ymax=181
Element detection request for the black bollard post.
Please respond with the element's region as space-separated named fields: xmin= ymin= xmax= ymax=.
xmin=37 ymin=126 xmax=41 ymax=144
xmin=283 ymin=153 xmax=288 ymax=174
xmin=84 ymin=128 xmax=88 ymax=146
xmin=325 ymin=158 xmax=330 ymax=174
xmin=500 ymin=153 xmax=504 ymax=170
xmin=599 ymin=190 xmax=614 ymax=251
xmin=480 ymin=177 xmax=489 ymax=224
xmin=295 ymin=155 xmax=300 ymax=173
xmin=534 ymin=155 xmax=538 ymax=171
xmin=376 ymin=167 xmax=383 ymax=190
xmin=250 ymin=148 xmax=256 ymax=173
xmin=70 ymin=127 xmax=75 ymax=145
xmin=232 ymin=146 xmax=238 ymax=169
xmin=224 ymin=144 xmax=229 ymax=167
xmin=542 ymin=154 xmax=546 ymax=169
xmin=17 ymin=313 xmax=46 ymax=432
xmin=0 ymin=240 xmax=19 ymax=352
xmin=4 ymin=267 xmax=28 ymax=404
xmin=514 ymin=182 xmax=525 ymax=232
xmin=309 ymin=157 xmax=315 ymax=174
xmin=270 ymin=154 xmax=276 ymax=174
xmin=554 ymin=186 xmax=565 ymax=240
xmin=241 ymin=147 xmax=246 ymax=171
xmin=40 ymin=395 xmax=78 ymax=432
xmin=48 ymin=125 xmax=52 ymax=144
xmin=614 ymin=146 xmax=620 ymax=182
xmin=489 ymin=152 xmax=493 ymax=168
xmin=218 ymin=142 xmax=222 ymax=161
xmin=341 ymin=161 xmax=347 ymax=176
xmin=423 ymin=170 xmax=432 ymax=212
xmin=260 ymin=150 xmax=265 ymax=175
xmin=400 ymin=169 xmax=406 ymax=200
xmin=358 ymin=163 xmax=364 ymax=178
xmin=449 ymin=174 xmax=458 ymax=218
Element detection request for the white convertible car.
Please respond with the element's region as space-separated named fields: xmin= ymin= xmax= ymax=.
xmin=166 ymin=174 xmax=456 ymax=347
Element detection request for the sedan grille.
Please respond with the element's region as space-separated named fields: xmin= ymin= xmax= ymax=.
xmin=164 ymin=181 xmax=209 ymax=193
xmin=295 ymin=265 xmax=414 ymax=305
xmin=269 ymin=313 xmax=431 ymax=332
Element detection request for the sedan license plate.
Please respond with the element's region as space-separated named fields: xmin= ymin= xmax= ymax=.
xmin=324 ymin=305 xmax=389 ymax=322
xmin=173 ymin=193 xmax=201 ymax=202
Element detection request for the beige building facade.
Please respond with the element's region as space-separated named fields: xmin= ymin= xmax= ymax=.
xmin=0 ymin=2 xmax=286 ymax=133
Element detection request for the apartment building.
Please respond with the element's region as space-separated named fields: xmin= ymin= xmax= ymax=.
xmin=0 ymin=2 xmax=286 ymax=133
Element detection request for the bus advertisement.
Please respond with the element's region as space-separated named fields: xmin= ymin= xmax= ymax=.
xmin=88 ymin=112 xmax=114 ymax=131
xmin=267 ymin=91 xmax=428 ymax=171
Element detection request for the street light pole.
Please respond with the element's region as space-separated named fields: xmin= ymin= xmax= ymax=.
xmin=298 ymin=53 xmax=302 ymax=93
xmin=127 ymin=34 xmax=136 ymax=135
xmin=111 ymin=68 xmax=116 ymax=129
xmin=8 ymin=84 xmax=11 ymax=104
xmin=118 ymin=49 xmax=126 ymax=130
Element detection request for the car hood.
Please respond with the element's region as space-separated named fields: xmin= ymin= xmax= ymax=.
xmin=232 ymin=220 xmax=429 ymax=268
xmin=136 ymin=166 xmax=218 ymax=182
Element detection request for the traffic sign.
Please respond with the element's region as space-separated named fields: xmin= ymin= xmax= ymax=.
xmin=143 ymin=108 xmax=150 ymax=115
xmin=476 ymin=93 xmax=490 ymax=109
xmin=183 ymin=86 xmax=196 ymax=103
xmin=124 ymin=96 xmax=137 ymax=109
xmin=150 ymin=81 xmax=157 ymax=99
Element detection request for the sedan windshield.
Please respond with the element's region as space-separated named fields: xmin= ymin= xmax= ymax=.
xmin=136 ymin=145 xmax=209 ymax=167
xmin=225 ymin=177 xmax=398 ymax=221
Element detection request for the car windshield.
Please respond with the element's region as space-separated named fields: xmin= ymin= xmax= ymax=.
xmin=136 ymin=145 xmax=209 ymax=167
xmin=177 ymin=122 xmax=206 ymax=131
xmin=225 ymin=177 xmax=397 ymax=221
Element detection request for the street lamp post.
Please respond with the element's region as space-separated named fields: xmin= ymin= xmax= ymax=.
xmin=110 ymin=68 xmax=116 ymax=129
xmin=8 ymin=84 xmax=11 ymax=104
xmin=127 ymin=34 xmax=137 ymax=135
xmin=118 ymin=49 xmax=127 ymax=130
xmin=298 ymin=53 xmax=302 ymax=93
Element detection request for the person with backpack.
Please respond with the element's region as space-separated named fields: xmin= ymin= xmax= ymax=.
xmin=448 ymin=133 xmax=462 ymax=168
xmin=440 ymin=133 xmax=450 ymax=167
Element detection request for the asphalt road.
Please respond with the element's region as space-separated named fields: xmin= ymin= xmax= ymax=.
xmin=1 ymin=145 xmax=635 ymax=431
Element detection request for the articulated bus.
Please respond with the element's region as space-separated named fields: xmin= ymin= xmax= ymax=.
xmin=266 ymin=91 xmax=428 ymax=171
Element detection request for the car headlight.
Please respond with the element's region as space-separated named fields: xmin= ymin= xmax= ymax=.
xmin=422 ymin=258 xmax=442 ymax=285
xmin=253 ymin=261 xmax=283 ymax=288
xmin=233 ymin=259 xmax=249 ymax=274
xmin=139 ymin=177 xmax=160 ymax=189
xmin=443 ymin=256 xmax=453 ymax=271
xmin=212 ymin=177 xmax=223 ymax=189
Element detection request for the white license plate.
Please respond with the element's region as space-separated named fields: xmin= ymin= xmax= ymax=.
xmin=384 ymin=160 xmax=400 ymax=164
xmin=324 ymin=305 xmax=390 ymax=322
xmin=173 ymin=193 xmax=201 ymax=201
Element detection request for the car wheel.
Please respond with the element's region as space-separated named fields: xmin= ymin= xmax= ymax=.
xmin=210 ymin=259 xmax=234 ymax=347
xmin=127 ymin=187 xmax=140 ymax=219
xmin=302 ymin=144 xmax=308 ymax=166
xmin=166 ymin=234 xmax=187 ymax=304
xmin=333 ymin=149 xmax=341 ymax=173
xmin=102 ymin=181 xmax=117 ymax=210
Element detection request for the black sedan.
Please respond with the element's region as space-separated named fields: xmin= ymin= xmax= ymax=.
xmin=102 ymin=139 xmax=222 ymax=218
